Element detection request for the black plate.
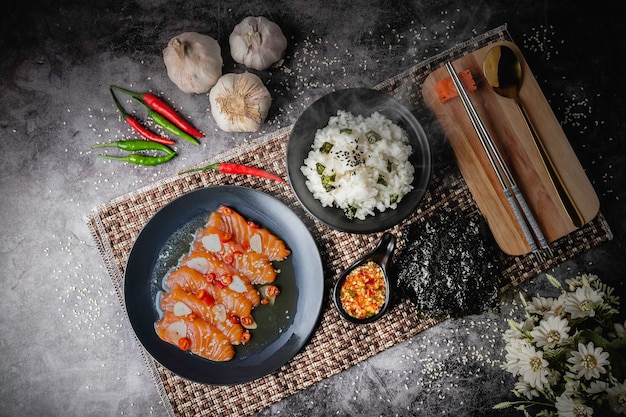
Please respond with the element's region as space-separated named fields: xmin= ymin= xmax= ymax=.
xmin=124 ymin=185 xmax=324 ymax=385
xmin=287 ymin=88 xmax=431 ymax=233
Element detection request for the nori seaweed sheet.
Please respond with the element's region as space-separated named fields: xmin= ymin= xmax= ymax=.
xmin=396 ymin=208 xmax=502 ymax=318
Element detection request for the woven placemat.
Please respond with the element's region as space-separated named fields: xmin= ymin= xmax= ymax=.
xmin=87 ymin=25 xmax=613 ymax=417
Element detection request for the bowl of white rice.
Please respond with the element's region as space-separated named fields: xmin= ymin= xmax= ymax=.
xmin=287 ymin=88 xmax=431 ymax=233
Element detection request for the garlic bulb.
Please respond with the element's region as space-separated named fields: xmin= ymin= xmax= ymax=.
xmin=163 ymin=32 xmax=223 ymax=94
xmin=229 ymin=16 xmax=287 ymax=71
xmin=209 ymin=72 xmax=271 ymax=132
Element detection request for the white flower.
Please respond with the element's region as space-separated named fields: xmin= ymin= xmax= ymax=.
xmin=527 ymin=295 xmax=555 ymax=316
xmin=567 ymin=342 xmax=610 ymax=380
xmin=514 ymin=377 xmax=540 ymax=400
xmin=499 ymin=274 xmax=623 ymax=416
xmin=530 ymin=315 xmax=570 ymax=349
xmin=548 ymin=293 xmax=567 ymax=318
xmin=518 ymin=343 xmax=549 ymax=389
xmin=555 ymin=394 xmax=593 ymax=417
xmin=503 ymin=338 xmax=530 ymax=375
xmin=564 ymin=286 xmax=603 ymax=319
xmin=586 ymin=380 xmax=609 ymax=395
xmin=564 ymin=372 xmax=582 ymax=397
xmin=606 ymin=380 xmax=626 ymax=414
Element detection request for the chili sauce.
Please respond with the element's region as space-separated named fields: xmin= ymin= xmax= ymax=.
xmin=339 ymin=261 xmax=386 ymax=319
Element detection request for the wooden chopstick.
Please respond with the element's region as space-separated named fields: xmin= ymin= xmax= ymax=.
xmin=444 ymin=61 xmax=552 ymax=259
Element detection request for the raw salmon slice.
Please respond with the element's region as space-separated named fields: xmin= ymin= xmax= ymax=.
xmin=182 ymin=251 xmax=261 ymax=307
xmin=155 ymin=311 xmax=234 ymax=362
xmin=160 ymin=287 xmax=245 ymax=345
xmin=208 ymin=206 xmax=291 ymax=261
xmin=202 ymin=280 xmax=253 ymax=318
xmin=229 ymin=249 xmax=277 ymax=285
xmin=165 ymin=265 xmax=254 ymax=318
xmin=193 ymin=225 xmax=277 ymax=285
xmin=165 ymin=265 xmax=207 ymax=293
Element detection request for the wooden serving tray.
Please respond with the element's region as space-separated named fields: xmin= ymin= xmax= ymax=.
xmin=422 ymin=41 xmax=599 ymax=255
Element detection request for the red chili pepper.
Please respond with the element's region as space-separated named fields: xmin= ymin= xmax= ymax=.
xmin=111 ymin=85 xmax=205 ymax=138
xmin=240 ymin=331 xmax=251 ymax=344
xmin=266 ymin=285 xmax=280 ymax=298
xmin=240 ymin=316 xmax=254 ymax=327
xmin=220 ymin=274 xmax=233 ymax=285
xmin=133 ymin=97 xmax=200 ymax=145
xmin=179 ymin=162 xmax=284 ymax=182
xmin=109 ymin=89 xmax=176 ymax=145
xmin=195 ymin=289 xmax=214 ymax=306
xmin=178 ymin=337 xmax=191 ymax=351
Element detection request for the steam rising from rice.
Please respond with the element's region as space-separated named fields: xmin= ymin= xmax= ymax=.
xmin=301 ymin=110 xmax=414 ymax=220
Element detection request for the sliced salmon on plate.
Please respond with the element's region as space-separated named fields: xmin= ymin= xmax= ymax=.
xmin=164 ymin=265 xmax=254 ymax=318
xmin=208 ymin=205 xmax=291 ymax=261
xmin=155 ymin=204 xmax=292 ymax=363
xmin=155 ymin=311 xmax=235 ymax=362
xmin=160 ymin=287 xmax=245 ymax=345
xmin=182 ymin=250 xmax=261 ymax=306
xmin=164 ymin=265 xmax=207 ymax=293
xmin=192 ymin=224 xmax=278 ymax=285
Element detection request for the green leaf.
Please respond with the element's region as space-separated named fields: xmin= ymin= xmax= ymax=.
xmin=546 ymin=274 xmax=564 ymax=291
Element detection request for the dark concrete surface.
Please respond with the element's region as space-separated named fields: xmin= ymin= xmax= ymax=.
xmin=1 ymin=1 xmax=624 ymax=416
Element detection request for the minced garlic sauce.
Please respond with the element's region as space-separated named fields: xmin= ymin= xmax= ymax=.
xmin=339 ymin=261 xmax=386 ymax=319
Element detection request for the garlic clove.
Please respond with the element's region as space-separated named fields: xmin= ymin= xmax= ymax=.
xmin=163 ymin=32 xmax=223 ymax=94
xmin=229 ymin=16 xmax=287 ymax=71
xmin=209 ymin=72 xmax=272 ymax=132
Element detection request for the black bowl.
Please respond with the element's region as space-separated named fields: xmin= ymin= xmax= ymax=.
xmin=287 ymin=88 xmax=431 ymax=233
xmin=333 ymin=233 xmax=396 ymax=324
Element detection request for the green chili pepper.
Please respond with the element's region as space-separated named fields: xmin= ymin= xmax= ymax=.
xmin=320 ymin=173 xmax=336 ymax=191
xmin=319 ymin=141 xmax=333 ymax=154
xmin=133 ymin=98 xmax=200 ymax=146
xmin=98 ymin=152 xmax=176 ymax=166
xmin=109 ymin=88 xmax=176 ymax=145
xmin=365 ymin=130 xmax=382 ymax=143
xmin=91 ymin=140 xmax=175 ymax=155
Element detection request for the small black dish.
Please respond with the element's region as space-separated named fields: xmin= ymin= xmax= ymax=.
xmin=333 ymin=232 xmax=397 ymax=324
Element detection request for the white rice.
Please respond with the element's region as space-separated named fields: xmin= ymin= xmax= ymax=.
xmin=300 ymin=110 xmax=414 ymax=220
